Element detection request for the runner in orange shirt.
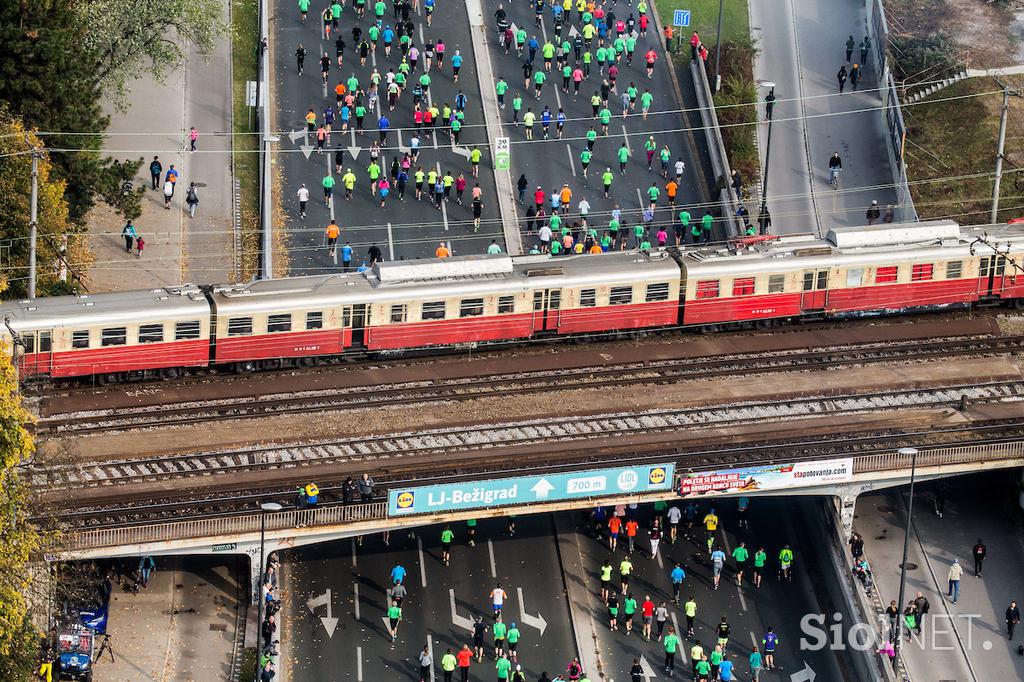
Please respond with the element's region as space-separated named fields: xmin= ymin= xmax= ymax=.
xmin=625 ymin=517 xmax=639 ymax=554
xmin=666 ymin=180 xmax=678 ymax=207
xmin=435 ymin=241 xmax=451 ymax=258
xmin=325 ymin=220 xmax=340 ymax=255
xmin=608 ymin=515 xmax=622 ymax=551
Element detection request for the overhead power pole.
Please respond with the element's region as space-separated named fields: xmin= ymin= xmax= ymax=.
xmin=28 ymin=147 xmax=40 ymax=299
xmin=991 ymin=84 xmax=1022 ymax=223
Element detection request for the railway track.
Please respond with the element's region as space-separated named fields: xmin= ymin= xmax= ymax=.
xmin=34 ymin=334 xmax=1024 ymax=435
xmin=49 ymin=419 xmax=1024 ymax=531
xmin=31 ymin=379 xmax=1024 ymax=492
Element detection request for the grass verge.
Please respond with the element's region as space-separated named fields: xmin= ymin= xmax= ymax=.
xmin=232 ymin=0 xmax=259 ymax=281
xmin=903 ymin=77 xmax=1024 ymax=224
xmin=656 ymin=0 xmax=749 ymax=46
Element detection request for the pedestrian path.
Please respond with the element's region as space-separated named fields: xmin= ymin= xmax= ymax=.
xmin=94 ymin=556 xmax=242 ymax=682
xmin=751 ymin=0 xmax=897 ymax=236
xmin=85 ymin=7 xmax=235 ymax=292
xmin=857 ymin=474 xmax=1024 ymax=682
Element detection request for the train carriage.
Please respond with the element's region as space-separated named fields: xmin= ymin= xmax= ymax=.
xmin=0 ymin=286 xmax=212 ymax=381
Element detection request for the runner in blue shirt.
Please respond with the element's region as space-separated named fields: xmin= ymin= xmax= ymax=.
xmin=390 ymin=562 xmax=407 ymax=585
xmin=341 ymin=242 xmax=353 ymax=271
xmin=719 ymin=657 xmax=735 ymax=681
xmin=556 ymin=108 xmax=566 ymax=139
xmin=670 ymin=562 xmax=685 ymax=605
xmin=541 ymin=106 xmax=552 ymax=139
xmin=710 ymin=547 xmax=727 ymax=590
xmin=762 ymin=628 xmax=779 ymax=670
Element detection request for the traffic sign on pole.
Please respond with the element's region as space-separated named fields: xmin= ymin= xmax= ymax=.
xmin=673 ymin=9 xmax=691 ymax=27
xmin=495 ymin=136 xmax=511 ymax=170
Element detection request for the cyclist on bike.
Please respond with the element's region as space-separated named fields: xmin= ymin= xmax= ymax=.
xmin=828 ymin=152 xmax=842 ymax=187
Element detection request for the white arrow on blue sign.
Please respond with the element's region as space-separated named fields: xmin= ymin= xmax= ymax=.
xmin=673 ymin=9 xmax=691 ymax=27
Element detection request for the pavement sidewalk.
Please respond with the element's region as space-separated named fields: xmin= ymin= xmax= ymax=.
xmin=95 ymin=556 xmax=242 ymax=682
xmin=750 ymin=0 xmax=897 ymax=236
xmin=85 ymin=8 xmax=235 ymax=293
xmin=857 ymin=474 xmax=1024 ymax=682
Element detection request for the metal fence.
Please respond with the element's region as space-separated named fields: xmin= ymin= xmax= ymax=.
xmin=68 ymin=441 xmax=1024 ymax=551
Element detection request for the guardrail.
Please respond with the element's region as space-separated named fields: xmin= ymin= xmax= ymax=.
xmin=689 ymin=60 xmax=743 ymax=238
xmin=67 ymin=441 xmax=1024 ymax=551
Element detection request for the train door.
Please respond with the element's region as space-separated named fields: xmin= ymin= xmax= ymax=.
xmin=800 ymin=269 xmax=829 ymax=311
xmin=18 ymin=330 xmax=52 ymax=377
xmin=531 ymin=289 xmax=562 ymax=332
xmin=978 ymin=255 xmax=1007 ymax=297
xmin=347 ymin=304 xmax=368 ymax=347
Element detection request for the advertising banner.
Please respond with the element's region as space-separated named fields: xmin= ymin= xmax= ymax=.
xmin=677 ymin=458 xmax=854 ymax=496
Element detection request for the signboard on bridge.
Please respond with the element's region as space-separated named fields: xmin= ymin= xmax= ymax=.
xmin=677 ymin=458 xmax=854 ymax=497
xmin=673 ymin=9 xmax=691 ymax=27
xmin=494 ymin=136 xmax=510 ymax=171
xmin=389 ymin=463 xmax=676 ymax=516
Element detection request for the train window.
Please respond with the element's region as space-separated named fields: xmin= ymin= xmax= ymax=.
xmin=875 ymin=266 xmax=898 ymax=284
xmin=580 ymin=289 xmax=597 ymax=307
xmin=138 ymin=324 xmax=164 ymax=344
xmin=696 ymin=280 xmax=719 ymax=299
xmin=422 ymin=301 xmax=446 ymax=320
xmin=497 ymin=296 xmax=515 ymax=314
xmin=175 ymin=321 xmax=201 ymax=340
xmin=267 ymin=314 xmax=292 ymax=333
xmin=390 ymin=305 xmax=407 ymax=323
xmin=460 ymin=298 xmax=485 ymax=317
xmin=609 ymin=286 xmax=633 ymax=305
xmin=732 ymin=278 xmax=755 ymax=297
xmin=768 ymin=275 xmax=785 ymax=293
xmin=533 ymin=291 xmax=544 ymax=311
xmin=39 ymin=332 xmax=51 ymax=353
xmin=548 ymin=290 xmax=561 ymax=309
xmin=846 ymin=268 xmax=864 ymax=287
xmin=22 ymin=335 xmax=34 ymax=354
xmin=911 ymin=263 xmax=934 ymax=282
xmin=227 ymin=317 xmax=253 ymax=336
xmin=306 ymin=312 xmax=323 ymax=330
xmin=72 ymin=330 xmax=90 ymax=349
xmin=817 ymin=270 xmax=828 ymax=290
xmin=342 ymin=307 xmax=352 ymax=328
xmin=803 ymin=272 xmax=815 ymax=291
xmin=946 ymin=261 xmax=963 ymax=279
xmin=646 ymin=283 xmax=670 ymax=302
xmin=101 ymin=327 xmax=127 ymax=347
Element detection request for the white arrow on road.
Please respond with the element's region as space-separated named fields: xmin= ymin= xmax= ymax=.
xmin=449 ymin=589 xmax=475 ymax=632
xmin=531 ymin=478 xmax=554 ymax=498
xmin=790 ymin=662 xmax=816 ymax=682
xmin=450 ymin=142 xmax=472 ymax=159
xmin=516 ymin=587 xmax=547 ymax=636
xmin=306 ymin=589 xmax=339 ymax=638
xmin=288 ymin=128 xmax=308 ymax=143
xmin=569 ymin=24 xmax=580 ymax=38
xmin=300 ymin=143 xmax=314 ymax=159
xmin=638 ymin=655 xmax=657 ymax=681
xmin=348 ymin=130 xmax=361 ymax=160
xmin=396 ymin=129 xmax=411 ymax=154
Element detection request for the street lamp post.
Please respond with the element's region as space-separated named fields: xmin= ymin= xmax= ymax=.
xmin=756 ymin=81 xmax=776 ymax=235
xmin=712 ymin=0 xmax=725 ymax=93
xmin=255 ymin=500 xmax=283 ymax=675
xmin=893 ymin=447 xmax=918 ymax=663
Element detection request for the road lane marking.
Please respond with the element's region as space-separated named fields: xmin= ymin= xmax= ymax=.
xmin=435 ymin=162 xmax=449 ymax=230
xmin=538 ymin=19 xmax=562 ymax=109
xmin=671 ymin=611 xmax=680 ymax=634
xmin=636 ymin=187 xmax=645 ymax=210
xmin=357 ymin=645 xmax=363 ymax=681
xmin=326 ymin=154 xmax=336 ymax=221
xmin=387 ymin=222 xmax=395 ymax=259
xmin=352 ymin=538 xmax=358 ymax=566
xmin=426 ymin=634 xmax=435 ymax=682
xmin=353 ymin=582 xmax=361 ymax=620
xmin=719 ymin=529 xmax=748 ymax=612
xmin=566 ymin=144 xmax=576 ymax=177
xmin=418 ymin=535 xmax=427 ymax=587
xmin=656 ymin=541 xmax=664 ymax=569
xmin=487 ymin=539 xmax=497 ymax=578
xmin=621 ymin=124 xmax=631 ymax=152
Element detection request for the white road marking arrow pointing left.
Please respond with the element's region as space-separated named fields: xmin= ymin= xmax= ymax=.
xmin=791 ymin=662 xmax=816 ymax=682
xmin=531 ymin=478 xmax=554 ymax=498
xmin=638 ymin=655 xmax=657 ymax=680
xmin=516 ymin=587 xmax=547 ymax=636
xmin=288 ymin=128 xmax=307 ymax=143
xmin=305 ymin=589 xmax=339 ymax=638
xmin=449 ymin=589 xmax=475 ymax=632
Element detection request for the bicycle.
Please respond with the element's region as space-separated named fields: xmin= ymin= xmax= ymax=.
xmin=829 ymin=167 xmax=841 ymax=190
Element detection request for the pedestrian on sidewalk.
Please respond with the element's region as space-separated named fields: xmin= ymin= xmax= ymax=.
xmin=902 ymin=601 xmax=917 ymax=640
xmin=149 ymin=156 xmax=162 ymax=190
xmin=845 ymin=35 xmax=855 ymax=63
xmin=947 ymin=559 xmax=963 ymax=604
xmin=418 ymin=645 xmax=432 ymax=682
xmin=883 ymin=204 xmax=895 ymax=223
xmin=866 ymin=200 xmax=880 ymax=225
xmin=690 ymin=31 xmax=700 ymax=60
xmin=163 ymin=179 xmax=174 ymax=209
xmin=934 ymin=482 xmax=947 ymax=517
xmin=972 ymin=539 xmax=987 ymax=576
xmin=913 ymin=592 xmax=930 ymax=635
xmin=1007 ymin=601 xmax=1020 ymax=640
xmin=860 ymin=36 xmax=871 ymax=67
xmin=138 ymin=555 xmax=155 ymax=587
xmin=135 ymin=235 xmax=145 ymax=258
xmin=121 ymin=221 xmax=138 ymax=253
xmin=185 ymin=182 xmax=199 ymax=218
xmin=885 ymin=600 xmax=899 ymax=640
xmin=189 ymin=126 xmax=198 ymax=152
xmin=849 ymin=533 xmax=865 ymax=560
xmin=837 ymin=65 xmax=848 ymax=93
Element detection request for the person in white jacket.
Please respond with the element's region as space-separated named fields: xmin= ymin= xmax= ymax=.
xmin=947 ymin=559 xmax=964 ymax=604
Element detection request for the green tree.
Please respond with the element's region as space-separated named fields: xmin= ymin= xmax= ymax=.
xmin=78 ymin=0 xmax=228 ymax=103
xmin=0 ymin=347 xmax=43 ymax=678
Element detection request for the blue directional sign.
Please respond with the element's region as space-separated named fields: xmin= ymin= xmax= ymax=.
xmin=389 ymin=463 xmax=676 ymax=516
xmin=673 ymin=9 xmax=691 ymax=27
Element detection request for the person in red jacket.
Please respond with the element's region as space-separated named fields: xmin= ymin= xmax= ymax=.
xmin=690 ymin=31 xmax=701 ymax=60
xmin=534 ymin=186 xmax=546 ymax=208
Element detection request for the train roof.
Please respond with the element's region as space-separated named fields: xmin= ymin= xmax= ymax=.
xmin=210 ymin=251 xmax=682 ymax=315
xmin=681 ymin=220 xmax=1024 ymax=278
xmin=0 ymin=285 xmax=209 ymax=332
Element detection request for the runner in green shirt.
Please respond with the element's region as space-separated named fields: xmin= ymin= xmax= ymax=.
xmin=701 ymin=212 xmax=714 ymax=242
xmin=586 ymin=127 xmax=598 ymax=151
xmin=441 ymin=649 xmax=457 ymax=678
xmin=466 ymin=518 xmax=477 ymax=546
xmin=598 ymin=107 xmax=612 ymax=134
xmin=322 ymin=174 xmax=335 ymax=205
xmin=683 ymin=597 xmax=697 ymax=636
xmin=663 ymin=626 xmax=681 ymax=675
xmin=601 ymin=168 xmax=614 ymax=198
xmin=495 ymin=78 xmax=508 ymax=108
xmin=507 ymin=623 xmax=521 ymax=663
xmin=599 ymin=558 xmax=613 ymax=603
xmin=496 ymin=654 xmax=512 ymax=680
xmin=533 ymin=70 xmax=546 ymax=98
xmin=440 ymin=525 xmax=454 ymax=566
xmin=492 ymin=619 xmax=508 ymax=657
xmin=647 ymin=183 xmax=660 ymax=207
xmin=386 ymin=601 xmax=402 ymax=640
xmin=695 ymin=656 xmax=712 ymax=680
xmin=641 ymin=89 xmax=654 ymax=119
xmin=298 ymin=0 xmax=310 ymax=21
xmin=512 ymin=94 xmax=523 ymax=123
xmin=753 ymin=547 xmax=767 ymax=588
xmin=732 ymin=541 xmax=749 ymax=586
xmin=617 ymin=143 xmax=630 ymax=174
xmin=623 ymin=594 xmax=638 ymax=635
xmin=580 ymin=148 xmax=592 ymax=177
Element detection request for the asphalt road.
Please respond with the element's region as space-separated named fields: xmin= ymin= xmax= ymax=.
xmin=282 ymin=515 xmax=577 ymax=681
xmin=484 ymin=4 xmax=710 ymax=251
xmin=272 ymin=0 xmax=502 ymax=273
xmin=574 ymin=498 xmax=848 ymax=681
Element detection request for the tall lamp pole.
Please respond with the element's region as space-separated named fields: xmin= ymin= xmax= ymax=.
xmin=756 ymin=81 xmax=776 ymax=235
xmin=893 ymin=447 xmax=918 ymax=662
xmin=712 ymin=0 xmax=725 ymax=93
xmin=255 ymin=500 xmax=283 ymax=678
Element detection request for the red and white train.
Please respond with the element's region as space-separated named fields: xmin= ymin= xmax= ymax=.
xmin=3 ymin=220 xmax=1023 ymax=383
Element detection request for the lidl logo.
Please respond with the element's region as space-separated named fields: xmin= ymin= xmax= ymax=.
xmin=648 ymin=467 xmax=667 ymax=486
xmin=396 ymin=491 xmax=415 ymax=509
